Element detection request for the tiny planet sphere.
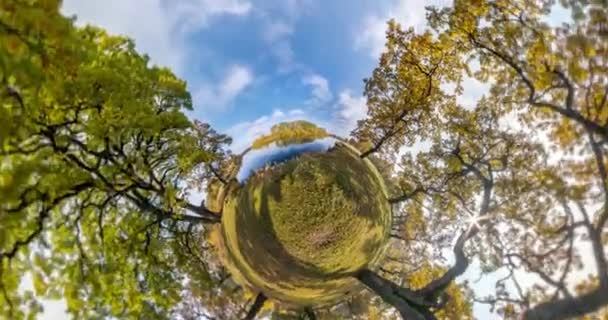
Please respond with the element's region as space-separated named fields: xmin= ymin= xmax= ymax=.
xmin=215 ymin=121 xmax=392 ymax=306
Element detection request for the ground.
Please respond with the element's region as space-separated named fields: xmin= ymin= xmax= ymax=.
xmin=218 ymin=136 xmax=392 ymax=307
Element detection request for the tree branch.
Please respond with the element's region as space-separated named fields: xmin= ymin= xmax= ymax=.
xmin=303 ymin=307 xmax=316 ymax=320
xmin=416 ymin=177 xmax=493 ymax=298
xmin=355 ymin=269 xmax=437 ymax=320
xmin=183 ymin=203 xmax=222 ymax=224
xmin=522 ymin=282 xmax=608 ymax=320
xmin=208 ymin=164 xmax=228 ymax=185
xmin=389 ymin=188 xmax=426 ymax=204
xmin=470 ymin=34 xmax=608 ymax=140
xmin=243 ymin=293 xmax=267 ymax=320
xmin=589 ymin=133 xmax=608 ymax=230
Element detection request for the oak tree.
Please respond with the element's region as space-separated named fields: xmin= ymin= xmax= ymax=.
xmin=1 ymin=1 xmax=229 ymax=318
xmin=354 ymin=0 xmax=608 ymax=319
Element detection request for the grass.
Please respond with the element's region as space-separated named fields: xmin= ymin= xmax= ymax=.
xmin=219 ymin=141 xmax=392 ymax=306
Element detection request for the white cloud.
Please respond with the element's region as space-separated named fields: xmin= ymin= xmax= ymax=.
xmin=225 ymin=108 xmax=310 ymax=152
xmin=221 ymin=66 xmax=254 ymax=98
xmin=302 ymin=73 xmax=332 ymax=104
xmin=224 ymin=87 xmax=359 ymax=151
xmin=272 ymin=40 xmax=299 ymax=73
xmin=334 ymin=90 xmax=367 ymax=136
xmin=62 ymin=0 xmax=181 ymax=71
xmin=177 ymin=0 xmax=252 ymax=20
xmin=194 ymin=65 xmax=254 ymax=111
xmin=278 ymin=0 xmax=311 ymax=20
xmin=257 ymin=0 xmax=313 ymax=21
xmin=61 ymin=0 xmax=252 ymax=73
xmin=257 ymin=1 xmax=311 ymax=73
xmin=355 ymin=15 xmax=392 ymax=59
xmin=354 ymin=0 xmax=451 ymax=59
xmin=263 ymin=21 xmax=293 ymax=42
xmin=171 ymin=0 xmax=251 ymax=33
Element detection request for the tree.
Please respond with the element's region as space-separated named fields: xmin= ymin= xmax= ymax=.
xmin=1 ymin=1 xmax=229 ymax=318
xmin=353 ymin=0 xmax=608 ymax=319
xmin=353 ymin=21 xmax=465 ymax=159
xmin=251 ymin=120 xmax=329 ymax=149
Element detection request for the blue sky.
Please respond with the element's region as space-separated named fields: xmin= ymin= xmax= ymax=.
xmin=61 ymin=0 xmax=455 ymax=152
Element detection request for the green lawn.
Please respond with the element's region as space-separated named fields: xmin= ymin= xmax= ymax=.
xmin=220 ymin=141 xmax=391 ymax=307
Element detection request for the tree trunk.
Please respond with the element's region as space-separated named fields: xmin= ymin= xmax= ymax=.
xmin=355 ymin=269 xmax=430 ymax=320
xmin=523 ymin=283 xmax=608 ymax=320
xmin=243 ymin=292 xmax=267 ymax=320
xmin=184 ymin=203 xmax=222 ymax=223
xmin=304 ymin=307 xmax=316 ymax=320
xmin=359 ymin=147 xmax=377 ymax=159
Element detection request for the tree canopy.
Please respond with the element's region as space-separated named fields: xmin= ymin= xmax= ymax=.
xmin=1 ymin=1 xmax=229 ymax=318
xmin=354 ymin=0 xmax=608 ymax=319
